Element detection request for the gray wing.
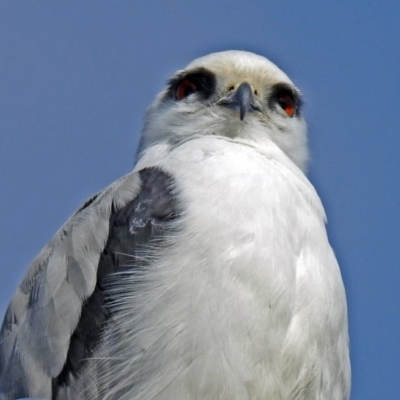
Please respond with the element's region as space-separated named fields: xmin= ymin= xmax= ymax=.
xmin=0 ymin=168 xmax=179 ymax=400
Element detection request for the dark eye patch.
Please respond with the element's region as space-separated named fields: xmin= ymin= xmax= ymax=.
xmin=167 ymin=67 xmax=216 ymax=101
xmin=270 ymin=83 xmax=302 ymax=117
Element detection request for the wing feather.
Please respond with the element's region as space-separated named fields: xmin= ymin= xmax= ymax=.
xmin=0 ymin=171 xmax=142 ymax=399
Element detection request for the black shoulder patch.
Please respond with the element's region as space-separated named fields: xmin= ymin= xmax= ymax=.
xmin=53 ymin=168 xmax=180 ymax=394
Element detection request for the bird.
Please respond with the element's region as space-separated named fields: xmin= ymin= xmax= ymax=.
xmin=0 ymin=50 xmax=351 ymax=400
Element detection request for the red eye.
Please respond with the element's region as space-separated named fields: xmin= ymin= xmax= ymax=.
xmin=277 ymin=92 xmax=296 ymax=117
xmin=175 ymin=79 xmax=200 ymax=101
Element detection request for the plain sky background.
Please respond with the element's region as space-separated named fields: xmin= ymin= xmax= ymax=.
xmin=0 ymin=1 xmax=399 ymax=398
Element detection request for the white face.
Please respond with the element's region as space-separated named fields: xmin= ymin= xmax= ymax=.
xmin=138 ymin=51 xmax=308 ymax=172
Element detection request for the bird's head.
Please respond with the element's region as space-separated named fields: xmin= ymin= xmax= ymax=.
xmin=138 ymin=51 xmax=308 ymax=172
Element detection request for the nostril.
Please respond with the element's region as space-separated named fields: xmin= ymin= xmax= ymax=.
xmin=254 ymin=89 xmax=258 ymax=96
xmin=228 ymin=85 xmax=235 ymax=91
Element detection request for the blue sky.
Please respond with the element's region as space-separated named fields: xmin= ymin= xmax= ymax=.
xmin=0 ymin=1 xmax=399 ymax=398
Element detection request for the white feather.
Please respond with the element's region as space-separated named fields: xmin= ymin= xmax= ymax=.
xmin=96 ymin=49 xmax=350 ymax=400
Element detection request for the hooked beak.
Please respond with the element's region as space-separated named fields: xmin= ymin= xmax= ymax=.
xmin=217 ymin=82 xmax=262 ymax=121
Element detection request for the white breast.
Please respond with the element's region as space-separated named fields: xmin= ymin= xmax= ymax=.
xmin=104 ymin=136 xmax=350 ymax=400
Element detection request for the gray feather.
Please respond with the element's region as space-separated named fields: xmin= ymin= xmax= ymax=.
xmin=0 ymin=171 xmax=142 ymax=399
xmin=53 ymin=168 xmax=179 ymax=399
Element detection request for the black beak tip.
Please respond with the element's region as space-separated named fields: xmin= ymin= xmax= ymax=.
xmin=239 ymin=106 xmax=246 ymax=121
